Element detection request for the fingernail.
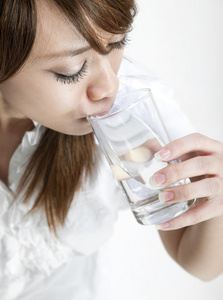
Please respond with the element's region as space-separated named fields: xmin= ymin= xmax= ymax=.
xmin=155 ymin=149 xmax=171 ymax=161
xmin=154 ymin=173 xmax=166 ymax=186
xmin=156 ymin=222 xmax=170 ymax=230
xmin=149 ymin=176 xmax=157 ymax=188
xmin=159 ymin=191 xmax=174 ymax=203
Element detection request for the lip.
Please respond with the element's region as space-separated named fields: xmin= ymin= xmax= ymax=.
xmin=81 ymin=111 xmax=110 ymax=122
xmin=87 ymin=104 xmax=114 ymax=119
xmin=93 ymin=110 xmax=110 ymax=117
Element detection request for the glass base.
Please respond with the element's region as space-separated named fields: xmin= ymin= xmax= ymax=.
xmin=133 ymin=198 xmax=196 ymax=225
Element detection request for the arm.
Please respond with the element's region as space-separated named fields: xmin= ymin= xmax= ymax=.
xmin=151 ymin=133 xmax=223 ymax=281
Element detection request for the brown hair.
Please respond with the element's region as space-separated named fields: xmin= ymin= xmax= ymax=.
xmin=0 ymin=0 xmax=137 ymax=233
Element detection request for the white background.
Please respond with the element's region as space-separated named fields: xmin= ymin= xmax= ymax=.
xmin=102 ymin=1 xmax=223 ymax=300
xmin=126 ymin=0 xmax=223 ymax=142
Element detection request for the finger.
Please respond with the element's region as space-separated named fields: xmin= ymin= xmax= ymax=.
xmin=158 ymin=177 xmax=223 ymax=203
xmin=157 ymin=196 xmax=223 ymax=230
xmin=155 ymin=133 xmax=223 ymax=162
xmin=151 ymin=155 xmax=222 ymax=188
xmin=144 ymin=138 xmax=162 ymax=154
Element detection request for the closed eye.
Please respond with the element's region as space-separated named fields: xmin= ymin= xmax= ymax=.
xmin=55 ymin=61 xmax=87 ymax=84
xmin=108 ymin=34 xmax=130 ymax=50
xmin=54 ymin=35 xmax=129 ymax=84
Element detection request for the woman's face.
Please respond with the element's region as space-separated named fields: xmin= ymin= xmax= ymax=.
xmin=0 ymin=2 xmax=125 ymax=135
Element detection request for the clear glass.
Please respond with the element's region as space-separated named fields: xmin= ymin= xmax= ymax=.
xmin=87 ymin=88 xmax=195 ymax=225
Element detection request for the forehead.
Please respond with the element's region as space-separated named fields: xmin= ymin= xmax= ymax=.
xmin=30 ymin=1 xmax=117 ymax=62
xmin=30 ymin=1 xmax=86 ymax=61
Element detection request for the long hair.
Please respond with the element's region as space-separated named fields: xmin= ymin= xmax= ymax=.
xmin=0 ymin=0 xmax=137 ymax=233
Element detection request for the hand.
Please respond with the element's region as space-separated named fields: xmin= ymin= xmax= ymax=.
xmin=151 ymin=133 xmax=223 ymax=230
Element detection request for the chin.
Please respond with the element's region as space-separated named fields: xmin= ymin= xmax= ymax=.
xmin=65 ymin=125 xmax=93 ymax=136
xmin=43 ymin=119 xmax=93 ymax=136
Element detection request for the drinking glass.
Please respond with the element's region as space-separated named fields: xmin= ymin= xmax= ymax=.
xmin=87 ymin=88 xmax=195 ymax=225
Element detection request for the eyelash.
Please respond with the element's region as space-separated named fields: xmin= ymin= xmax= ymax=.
xmin=55 ymin=35 xmax=129 ymax=85
xmin=112 ymin=34 xmax=130 ymax=50
xmin=56 ymin=61 xmax=87 ymax=84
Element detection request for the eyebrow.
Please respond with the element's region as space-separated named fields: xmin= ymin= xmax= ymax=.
xmin=42 ymin=46 xmax=91 ymax=60
xmin=41 ymin=35 xmax=126 ymax=61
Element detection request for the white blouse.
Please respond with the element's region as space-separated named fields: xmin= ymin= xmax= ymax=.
xmin=0 ymin=58 xmax=195 ymax=300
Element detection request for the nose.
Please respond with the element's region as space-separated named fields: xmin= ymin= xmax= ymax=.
xmin=87 ymin=56 xmax=119 ymax=101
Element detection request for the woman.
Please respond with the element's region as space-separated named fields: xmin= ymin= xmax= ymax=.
xmin=0 ymin=0 xmax=223 ymax=299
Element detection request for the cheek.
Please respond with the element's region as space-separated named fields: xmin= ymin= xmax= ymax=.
xmin=1 ymin=74 xmax=83 ymax=119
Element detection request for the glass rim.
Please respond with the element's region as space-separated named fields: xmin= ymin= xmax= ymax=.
xmin=87 ymin=88 xmax=151 ymax=122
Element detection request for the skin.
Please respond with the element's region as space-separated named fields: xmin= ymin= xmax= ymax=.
xmin=0 ymin=1 xmax=123 ymax=136
xmin=1 ymin=0 xmax=223 ymax=282
xmin=0 ymin=1 xmax=124 ymax=184
xmin=154 ymin=134 xmax=223 ymax=281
